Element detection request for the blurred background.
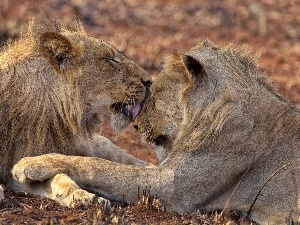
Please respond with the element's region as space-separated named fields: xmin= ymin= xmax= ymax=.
xmin=1 ymin=0 xmax=300 ymax=163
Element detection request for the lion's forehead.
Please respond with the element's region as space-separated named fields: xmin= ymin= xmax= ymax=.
xmin=64 ymin=35 xmax=112 ymax=58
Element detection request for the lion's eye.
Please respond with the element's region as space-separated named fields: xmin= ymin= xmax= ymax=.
xmin=107 ymin=57 xmax=121 ymax=63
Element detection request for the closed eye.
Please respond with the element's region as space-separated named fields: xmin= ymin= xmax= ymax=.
xmin=107 ymin=57 xmax=121 ymax=63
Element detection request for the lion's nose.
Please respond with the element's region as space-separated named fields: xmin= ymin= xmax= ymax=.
xmin=133 ymin=121 xmax=139 ymax=130
xmin=141 ymin=78 xmax=152 ymax=88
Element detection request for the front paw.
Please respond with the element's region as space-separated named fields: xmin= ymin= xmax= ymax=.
xmin=62 ymin=189 xmax=111 ymax=210
xmin=61 ymin=188 xmax=96 ymax=207
xmin=12 ymin=154 xmax=69 ymax=183
xmin=51 ymin=173 xmax=111 ymax=209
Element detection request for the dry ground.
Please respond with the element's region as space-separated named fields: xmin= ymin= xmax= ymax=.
xmin=0 ymin=0 xmax=299 ymax=224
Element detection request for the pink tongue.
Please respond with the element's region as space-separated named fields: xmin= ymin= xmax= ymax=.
xmin=131 ymin=104 xmax=142 ymax=121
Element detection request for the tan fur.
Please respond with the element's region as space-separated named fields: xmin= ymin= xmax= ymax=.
xmin=0 ymin=21 xmax=151 ymax=206
xmin=11 ymin=40 xmax=300 ymax=224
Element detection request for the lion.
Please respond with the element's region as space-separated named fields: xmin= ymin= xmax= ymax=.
xmin=0 ymin=20 xmax=152 ymax=206
xmin=11 ymin=40 xmax=300 ymax=224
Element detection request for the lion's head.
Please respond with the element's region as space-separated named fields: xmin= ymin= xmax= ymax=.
xmin=36 ymin=22 xmax=151 ymax=133
xmin=0 ymin=21 xmax=151 ymax=181
xmin=135 ymin=39 xmax=292 ymax=162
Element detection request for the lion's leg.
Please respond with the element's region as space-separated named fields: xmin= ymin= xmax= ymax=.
xmin=10 ymin=172 xmax=110 ymax=208
xmin=75 ymin=134 xmax=152 ymax=166
xmin=12 ymin=154 xmax=169 ymax=204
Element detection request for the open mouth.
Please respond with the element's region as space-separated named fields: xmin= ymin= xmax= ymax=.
xmin=112 ymin=103 xmax=142 ymax=121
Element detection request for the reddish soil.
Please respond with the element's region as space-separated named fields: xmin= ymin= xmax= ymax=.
xmin=0 ymin=0 xmax=299 ymax=224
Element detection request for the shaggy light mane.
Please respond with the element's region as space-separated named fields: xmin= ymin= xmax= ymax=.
xmin=0 ymin=21 xmax=87 ymax=162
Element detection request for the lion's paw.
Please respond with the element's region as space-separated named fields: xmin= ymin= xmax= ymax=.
xmin=51 ymin=173 xmax=111 ymax=209
xmin=12 ymin=155 xmax=68 ymax=183
xmin=12 ymin=158 xmax=46 ymax=183
xmin=63 ymin=189 xmax=95 ymax=207
xmin=58 ymin=188 xmax=111 ymax=209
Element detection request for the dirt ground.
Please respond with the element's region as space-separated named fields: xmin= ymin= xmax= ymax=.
xmin=0 ymin=0 xmax=299 ymax=224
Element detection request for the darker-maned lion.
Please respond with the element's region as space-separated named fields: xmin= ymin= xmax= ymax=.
xmin=12 ymin=40 xmax=300 ymax=224
xmin=0 ymin=21 xmax=151 ymax=206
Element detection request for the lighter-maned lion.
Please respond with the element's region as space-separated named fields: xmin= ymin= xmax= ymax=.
xmin=12 ymin=40 xmax=300 ymax=224
xmin=0 ymin=21 xmax=152 ymax=206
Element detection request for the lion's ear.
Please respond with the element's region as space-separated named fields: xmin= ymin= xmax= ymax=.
xmin=39 ymin=32 xmax=78 ymax=71
xmin=182 ymin=55 xmax=204 ymax=81
xmin=167 ymin=51 xmax=204 ymax=84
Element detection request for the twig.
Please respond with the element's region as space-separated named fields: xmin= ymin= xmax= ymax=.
xmin=247 ymin=163 xmax=291 ymax=217
xmin=138 ymin=185 xmax=140 ymax=202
